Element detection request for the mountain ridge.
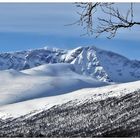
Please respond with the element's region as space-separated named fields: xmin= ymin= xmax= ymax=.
xmin=0 ymin=46 xmax=140 ymax=82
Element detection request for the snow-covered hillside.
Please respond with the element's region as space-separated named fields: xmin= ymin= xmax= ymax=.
xmin=0 ymin=80 xmax=140 ymax=137
xmin=0 ymin=63 xmax=106 ymax=106
xmin=0 ymin=46 xmax=140 ymax=82
xmin=0 ymin=80 xmax=140 ymax=119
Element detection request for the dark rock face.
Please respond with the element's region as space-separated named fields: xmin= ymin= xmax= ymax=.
xmin=0 ymin=90 xmax=140 ymax=138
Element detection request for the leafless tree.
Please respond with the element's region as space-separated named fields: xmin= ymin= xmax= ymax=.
xmin=74 ymin=3 xmax=140 ymax=38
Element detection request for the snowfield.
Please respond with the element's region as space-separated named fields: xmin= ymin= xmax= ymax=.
xmin=0 ymin=63 xmax=107 ymax=106
xmin=0 ymin=79 xmax=140 ymax=119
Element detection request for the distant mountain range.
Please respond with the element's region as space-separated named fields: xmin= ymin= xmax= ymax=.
xmin=0 ymin=46 xmax=140 ymax=83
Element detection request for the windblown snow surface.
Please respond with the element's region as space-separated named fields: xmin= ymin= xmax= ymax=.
xmin=0 ymin=46 xmax=140 ymax=137
xmin=0 ymin=63 xmax=106 ymax=106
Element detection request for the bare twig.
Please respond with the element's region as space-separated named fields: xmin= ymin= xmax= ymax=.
xmin=74 ymin=3 xmax=140 ymax=38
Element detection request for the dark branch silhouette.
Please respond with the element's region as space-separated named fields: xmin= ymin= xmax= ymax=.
xmin=75 ymin=3 xmax=140 ymax=38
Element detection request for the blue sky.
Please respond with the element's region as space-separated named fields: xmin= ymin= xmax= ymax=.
xmin=0 ymin=3 xmax=140 ymax=60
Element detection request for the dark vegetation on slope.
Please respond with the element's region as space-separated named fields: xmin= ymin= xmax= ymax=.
xmin=0 ymin=89 xmax=140 ymax=138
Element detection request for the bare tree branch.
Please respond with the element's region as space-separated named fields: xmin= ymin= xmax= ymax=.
xmin=74 ymin=3 xmax=140 ymax=38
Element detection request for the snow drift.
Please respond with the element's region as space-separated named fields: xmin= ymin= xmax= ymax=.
xmin=0 ymin=79 xmax=140 ymax=119
xmin=0 ymin=63 xmax=107 ymax=106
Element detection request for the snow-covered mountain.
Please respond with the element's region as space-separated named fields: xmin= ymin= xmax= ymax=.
xmin=0 ymin=46 xmax=140 ymax=137
xmin=0 ymin=46 xmax=140 ymax=83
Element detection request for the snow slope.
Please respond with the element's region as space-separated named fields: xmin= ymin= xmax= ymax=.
xmin=0 ymin=63 xmax=107 ymax=106
xmin=0 ymin=46 xmax=139 ymax=82
xmin=0 ymin=79 xmax=140 ymax=119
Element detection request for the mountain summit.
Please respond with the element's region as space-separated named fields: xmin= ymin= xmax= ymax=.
xmin=0 ymin=46 xmax=140 ymax=82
